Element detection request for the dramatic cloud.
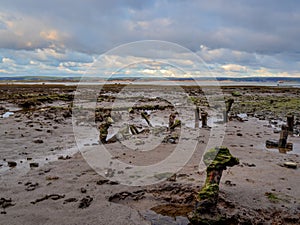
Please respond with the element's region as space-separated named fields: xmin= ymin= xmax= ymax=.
xmin=0 ymin=0 xmax=300 ymax=77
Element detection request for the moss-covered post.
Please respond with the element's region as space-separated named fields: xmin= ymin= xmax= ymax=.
xmin=189 ymin=146 xmax=239 ymax=224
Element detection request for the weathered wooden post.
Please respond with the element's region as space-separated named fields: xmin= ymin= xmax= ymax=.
xmin=287 ymin=115 xmax=294 ymax=135
xmin=201 ymin=111 xmax=208 ymax=128
xmin=189 ymin=146 xmax=239 ymax=224
xmin=195 ymin=107 xmax=200 ymax=128
xmin=278 ymin=124 xmax=289 ymax=149
xmin=223 ymin=99 xmax=234 ymax=123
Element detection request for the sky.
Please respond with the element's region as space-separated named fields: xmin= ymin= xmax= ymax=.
xmin=1 ymin=0 xmax=300 ymax=78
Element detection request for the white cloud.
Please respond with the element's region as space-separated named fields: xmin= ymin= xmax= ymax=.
xmin=2 ymin=57 xmax=14 ymax=64
xmin=221 ymin=64 xmax=248 ymax=72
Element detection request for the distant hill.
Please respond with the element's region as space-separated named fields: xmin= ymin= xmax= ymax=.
xmin=1 ymin=75 xmax=300 ymax=83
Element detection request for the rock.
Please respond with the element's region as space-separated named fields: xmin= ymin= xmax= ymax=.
xmin=243 ymin=162 xmax=256 ymax=167
xmin=0 ymin=197 xmax=15 ymax=212
xmin=167 ymin=174 xmax=177 ymax=182
xmin=46 ymin=176 xmax=59 ymax=180
xmin=96 ymin=179 xmax=109 ymax=185
xmin=29 ymin=162 xmax=39 ymax=168
xmin=236 ymin=133 xmax=243 ymax=136
xmin=7 ymin=161 xmax=17 ymax=167
xmin=58 ymin=155 xmax=71 ymax=160
xmin=33 ymin=139 xmax=43 ymax=144
xmin=80 ymin=187 xmax=87 ymax=193
xmin=25 ymin=182 xmax=39 ymax=191
xmin=79 ymin=196 xmax=93 ymax=209
xmin=273 ymin=128 xmax=281 ymax=133
xmin=237 ymin=113 xmax=248 ymax=122
xmin=224 ymin=180 xmax=236 ymax=186
xmin=284 ymin=162 xmax=297 ymax=169
xmin=266 ymin=139 xmax=278 ymax=148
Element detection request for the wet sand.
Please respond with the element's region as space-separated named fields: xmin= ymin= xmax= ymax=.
xmin=0 ymin=84 xmax=299 ymax=224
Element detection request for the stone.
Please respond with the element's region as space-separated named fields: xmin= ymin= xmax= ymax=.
xmin=7 ymin=161 xmax=17 ymax=167
xmin=33 ymin=139 xmax=43 ymax=144
xmin=284 ymin=162 xmax=297 ymax=169
xmin=29 ymin=162 xmax=39 ymax=168
xmin=78 ymin=196 xmax=93 ymax=209
xmin=266 ymin=139 xmax=278 ymax=148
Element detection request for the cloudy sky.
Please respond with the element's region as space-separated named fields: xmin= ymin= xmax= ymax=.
xmin=1 ymin=0 xmax=300 ymax=78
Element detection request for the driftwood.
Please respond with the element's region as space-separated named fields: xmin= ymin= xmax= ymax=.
xmin=141 ymin=112 xmax=152 ymax=127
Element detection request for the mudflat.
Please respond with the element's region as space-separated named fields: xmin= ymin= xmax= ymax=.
xmin=0 ymin=84 xmax=299 ymax=224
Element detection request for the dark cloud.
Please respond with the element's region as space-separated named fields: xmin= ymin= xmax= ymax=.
xmin=0 ymin=0 xmax=300 ymax=76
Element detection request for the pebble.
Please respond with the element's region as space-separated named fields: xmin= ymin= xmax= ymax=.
xmin=29 ymin=162 xmax=39 ymax=168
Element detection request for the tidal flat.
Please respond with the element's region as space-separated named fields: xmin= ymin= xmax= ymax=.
xmin=0 ymin=84 xmax=299 ymax=224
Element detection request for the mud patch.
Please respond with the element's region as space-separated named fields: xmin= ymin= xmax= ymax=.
xmin=108 ymin=182 xmax=197 ymax=224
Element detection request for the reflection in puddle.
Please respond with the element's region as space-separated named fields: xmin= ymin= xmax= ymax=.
xmin=143 ymin=209 xmax=190 ymax=225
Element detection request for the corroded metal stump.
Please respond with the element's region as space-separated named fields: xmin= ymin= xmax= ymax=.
xmin=188 ymin=146 xmax=239 ymax=224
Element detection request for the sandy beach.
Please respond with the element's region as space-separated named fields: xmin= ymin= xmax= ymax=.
xmin=0 ymin=84 xmax=299 ymax=225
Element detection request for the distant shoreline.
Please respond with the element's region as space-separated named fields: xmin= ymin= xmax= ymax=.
xmin=1 ymin=81 xmax=300 ymax=89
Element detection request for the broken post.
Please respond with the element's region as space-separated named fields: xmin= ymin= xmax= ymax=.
xmin=99 ymin=123 xmax=111 ymax=144
xmin=189 ymin=146 xmax=239 ymax=224
xmin=201 ymin=111 xmax=208 ymax=128
xmin=169 ymin=113 xmax=176 ymax=130
xmin=169 ymin=119 xmax=181 ymax=131
xmin=287 ymin=115 xmax=294 ymax=135
xmin=195 ymin=107 xmax=200 ymax=128
xmin=141 ymin=112 xmax=152 ymax=127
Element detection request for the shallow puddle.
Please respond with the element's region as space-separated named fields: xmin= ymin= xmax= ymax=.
xmin=142 ymin=209 xmax=190 ymax=225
